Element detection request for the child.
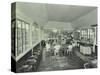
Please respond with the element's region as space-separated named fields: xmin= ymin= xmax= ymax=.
xmin=54 ymin=44 xmax=61 ymax=56
xmin=46 ymin=41 xmax=50 ymax=56
xmin=46 ymin=41 xmax=50 ymax=51
xmin=67 ymin=43 xmax=73 ymax=56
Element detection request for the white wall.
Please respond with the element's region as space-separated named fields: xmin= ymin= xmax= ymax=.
xmin=16 ymin=2 xmax=48 ymax=26
xmin=16 ymin=2 xmax=48 ymax=46
xmin=15 ymin=2 xmax=48 ymax=61
xmin=44 ymin=21 xmax=74 ymax=31
xmin=72 ymin=9 xmax=97 ymax=28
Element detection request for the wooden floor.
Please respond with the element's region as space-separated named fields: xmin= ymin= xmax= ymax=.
xmin=37 ymin=50 xmax=85 ymax=72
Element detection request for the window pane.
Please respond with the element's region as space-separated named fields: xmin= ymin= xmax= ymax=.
xmin=22 ymin=22 xmax=26 ymax=52
xmin=17 ymin=20 xmax=22 ymax=56
xmin=25 ymin=23 xmax=30 ymax=51
xmin=11 ymin=20 xmax=16 ymax=56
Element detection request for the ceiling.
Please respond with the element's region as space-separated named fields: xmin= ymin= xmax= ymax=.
xmin=16 ymin=2 xmax=96 ymax=23
xmin=46 ymin=4 xmax=96 ymax=22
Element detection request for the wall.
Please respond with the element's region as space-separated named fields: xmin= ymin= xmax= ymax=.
xmin=15 ymin=2 xmax=48 ymax=61
xmin=44 ymin=21 xmax=74 ymax=31
xmin=42 ymin=21 xmax=74 ymax=40
xmin=16 ymin=2 xmax=48 ymax=42
xmin=16 ymin=2 xmax=48 ymax=26
xmin=72 ymin=9 xmax=97 ymax=28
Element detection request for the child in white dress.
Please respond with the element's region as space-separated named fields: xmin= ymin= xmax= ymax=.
xmin=67 ymin=43 xmax=73 ymax=56
xmin=54 ymin=44 xmax=61 ymax=56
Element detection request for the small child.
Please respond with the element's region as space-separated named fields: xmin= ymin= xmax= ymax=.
xmin=67 ymin=43 xmax=73 ymax=56
xmin=46 ymin=41 xmax=50 ymax=52
xmin=46 ymin=41 xmax=50 ymax=56
xmin=54 ymin=44 xmax=61 ymax=56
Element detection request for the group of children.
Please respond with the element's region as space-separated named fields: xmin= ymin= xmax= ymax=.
xmin=45 ymin=40 xmax=60 ymax=56
xmin=44 ymin=39 xmax=77 ymax=57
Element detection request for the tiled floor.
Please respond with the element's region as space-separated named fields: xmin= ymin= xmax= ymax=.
xmin=37 ymin=51 xmax=85 ymax=71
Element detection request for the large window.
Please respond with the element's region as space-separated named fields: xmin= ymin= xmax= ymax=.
xmin=32 ymin=25 xmax=37 ymax=45
xmin=11 ymin=20 xmax=16 ymax=56
xmin=22 ymin=22 xmax=26 ymax=52
xmin=32 ymin=23 xmax=40 ymax=46
xmin=80 ymin=28 xmax=95 ymax=43
xmin=25 ymin=23 xmax=30 ymax=50
xmin=15 ymin=19 xmax=30 ymax=57
xmin=16 ymin=20 xmax=23 ymax=56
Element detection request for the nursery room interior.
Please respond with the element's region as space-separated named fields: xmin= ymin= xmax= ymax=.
xmin=11 ymin=2 xmax=97 ymax=72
